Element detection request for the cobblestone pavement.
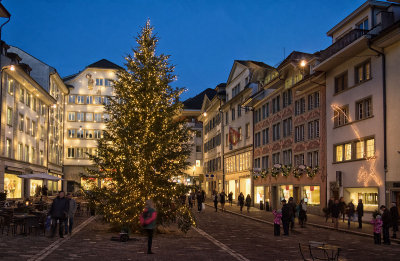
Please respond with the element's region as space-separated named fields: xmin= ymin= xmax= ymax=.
xmin=1 ymin=208 xmax=400 ymax=261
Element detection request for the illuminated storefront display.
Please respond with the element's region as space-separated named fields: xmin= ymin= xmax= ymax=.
xmin=101 ymin=178 xmax=113 ymax=188
xmin=345 ymin=187 xmax=378 ymax=211
xmin=254 ymin=186 xmax=264 ymax=204
xmin=228 ymin=180 xmax=236 ymax=199
xmin=239 ymin=178 xmax=251 ymax=197
xmin=302 ymin=186 xmax=320 ymax=205
xmin=81 ymin=177 xmax=98 ymax=190
xmin=30 ymin=179 xmax=43 ymax=196
xmin=279 ymin=185 xmax=293 ymax=202
xmin=4 ymin=174 xmax=22 ymax=198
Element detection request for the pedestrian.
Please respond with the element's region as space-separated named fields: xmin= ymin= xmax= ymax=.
xmin=228 ymin=192 xmax=233 ymax=206
xmin=188 ymin=193 xmax=193 ymax=209
xmin=42 ymin=185 xmax=48 ymax=197
xmin=65 ymin=193 xmax=77 ymax=235
xmin=281 ymin=199 xmax=291 ymax=235
xmin=220 ymin=190 xmax=226 ymax=212
xmin=339 ymin=197 xmax=346 ymax=222
xmin=140 ymin=199 xmax=157 ymax=254
xmin=299 ymin=199 xmax=307 ymax=228
xmin=213 ymin=191 xmax=218 ymax=212
xmin=371 ymin=215 xmax=382 ymax=244
xmin=238 ymin=192 xmax=245 ymax=213
xmin=347 ymin=200 xmax=355 ymax=228
xmin=245 ymin=194 xmax=251 ymax=213
xmin=273 ymin=209 xmax=282 ymax=236
xmin=331 ymin=199 xmax=340 ymax=229
xmin=357 ymin=199 xmax=364 ymax=228
xmin=288 ymin=197 xmax=296 ymax=231
xmin=196 ymin=191 xmax=203 ymax=213
xmin=390 ymin=203 xmax=399 ymax=239
xmin=48 ymin=191 xmax=69 ymax=238
xmin=380 ymin=205 xmax=391 ymax=245
xmin=326 ymin=197 xmax=334 ymax=222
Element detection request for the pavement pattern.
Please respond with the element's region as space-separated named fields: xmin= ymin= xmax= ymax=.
xmin=1 ymin=207 xmax=400 ymax=261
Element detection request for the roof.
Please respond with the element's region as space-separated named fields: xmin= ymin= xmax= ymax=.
xmin=86 ymin=59 xmax=122 ymax=70
xmin=235 ymin=60 xmax=274 ymax=70
xmin=63 ymin=73 xmax=79 ymax=82
xmin=183 ymin=88 xmax=217 ymax=110
xmin=277 ymin=51 xmax=314 ymax=69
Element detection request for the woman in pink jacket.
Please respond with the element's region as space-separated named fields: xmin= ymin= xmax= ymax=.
xmin=371 ymin=215 xmax=382 ymax=244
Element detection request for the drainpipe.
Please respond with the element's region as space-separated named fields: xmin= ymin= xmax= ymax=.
xmin=367 ymin=41 xmax=387 ymax=205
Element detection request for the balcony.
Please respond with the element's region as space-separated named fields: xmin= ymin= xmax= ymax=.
xmin=319 ymin=29 xmax=370 ymax=62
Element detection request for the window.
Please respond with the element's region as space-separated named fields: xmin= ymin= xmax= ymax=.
xmin=31 ymin=147 xmax=36 ymax=164
xmin=26 ymin=92 xmax=31 ymax=107
xmin=19 ymin=88 xmax=25 ymax=103
xmin=307 ymin=152 xmax=313 ymax=167
xmin=94 ymin=130 xmax=102 ymax=139
xmin=356 ymin=141 xmax=364 ymax=159
xmin=272 ymin=96 xmax=280 ymax=113
xmin=232 ymin=83 xmax=240 ymax=98
xmin=314 ymin=92 xmax=320 ymax=108
xmin=237 ymin=104 xmax=242 ymax=117
xmin=283 ymin=89 xmax=292 ymax=108
xmin=68 ymin=112 xmax=75 ymax=121
xmin=6 ymin=138 xmax=11 ymax=158
xmin=40 ymin=150 xmax=44 ymax=165
xmin=33 ymin=98 xmax=37 ymax=112
xmin=344 ymin=143 xmax=352 ymax=161
xmin=77 ymin=129 xmax=84 ymax=139
xmin=68 ymin=95 xmax=76 ymax=104
xmin=356 ymin=97 xmax=372 ymax=120
xmin=283 ymin=117 xmax=292 ymax=137
xmin=334 ymin=72 xmax=348 ymax=94
xmin=225 ymin=111 xmax=229 ymax=125
xmin=77 ymin=112 xmax=85 ymax=122
xmin=303 ymin=186 xmax=320 ymax=205
xmin=245 ymin=123 xmax=250 ymax=138
xmin=272 ymin=153 xmax=280 ymax=164
xmin=18 ymin=143 xmax=23 ymax=161
xmin=225 ymin=133 xmax=229 ymax=147
xmin=314 ymin=151 xmax=319 ymax=167
xmin=262 ymin=102 xmax=269 ymax=119
xmin=7 ymin=107 xmax=12 ymax=126
xmin=18 ymin=114 xmax=24 ymax=132
xmin=357 ymin=18 xmax=369 ymax=31
xmin=254 ymin=108 xmax=261 ymax=123
xmin=355 ymin=60 xmax=371 ymax=84
xmin=262 ymin=128 xmax=269 ymax=145
xmin=308 ymin=120 xmax=319 ymax=139
xmin=366 ymin=138 xmax=375 ymax=157
xmin=7 ymin=76 xmax=14 ymax=95
xmin=262 ymin=156 xmax=268 ymax=170
xmin=77 ymin=95 xmax=85 ymax=104
xmin=334 ymin=105 xmax=349 ymax=127
xmin=273 ymin=123 xmax=280 ymax=141
xmin=336 ymin=145 xmax=343 ymax=162
xmin=294 ymin=154 xmax=304 ymax=166
xmin=283 ymin=150 xmax=292 ymax=165
xmin=231 ymin=108 xmax=235 ymax=121
xmin=255 ymin=132 xmax=261 ymax=147
xmin=86 ymin=96 xmax=93 ymax=104
xmin=40 ymin=125 xmax=45 ymax=140
xmin=94 ymin=113 xmax=102 ymax=122
xmin=254 ymin=158 xmax=261 ymax=169
xmin=96 ymin=78 xmax=104 ymax=86
xmin=94 ymin=96 xmax=102 ymax=104
xmin=308 ymin=94 xmax=314 ymax=111
xmin=67 ymin=148 xmax=75 ymax=158
xmin=86 ymin=113 xmax=94 ymax=122
xmin=85 ymin=130 xmax=94 ymax=139
xmin=68 ymin=129 xmax=76 ymax=138
xmin=105 ymin=79 xmax=113 ymax=87
xmin=104 ymin=96 xmax=110 ymax=105
xmin=25 ymin=118 xmax=30 ymax=134
xmin=31 ymin=121 xmax=36 ymax=136
xmin=295 ymin=98 xmax=306 ymax=115
xmin=238 ymin=127 xmax=242 ymax=141
xmin=295 ymin=125 xmax=305 ymax=142
xmin=196 ymin=145 xmax=201 ymax=152
xmin=25 ymin=145 xmax=29 ymax=163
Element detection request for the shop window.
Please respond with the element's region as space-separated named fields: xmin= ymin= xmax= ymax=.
xmin=303 ymin=186 xmax=320 ymax=205
xmin=254 ymin=186 xmax=264 ymax=204
xmin=279 ymin=185 xmax=293 ymax=202
xmin=4 ymin=174 xmax=22 ymax=198
xmin=30 ymin=180 xmax=43 ymax=197
xmin=345 ymin=187 xmax=378 ymax=212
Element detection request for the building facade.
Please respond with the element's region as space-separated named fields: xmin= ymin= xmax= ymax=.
xmin=63 ymin=59 xmax=120 ymax=192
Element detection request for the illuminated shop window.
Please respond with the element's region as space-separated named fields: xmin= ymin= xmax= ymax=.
xmin=279 ymin=185 xmax=293 ymax=202
xmin=303 ymin=186 xmax=320 ymax=205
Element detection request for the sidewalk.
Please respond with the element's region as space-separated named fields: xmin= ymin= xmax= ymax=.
xmin=204 ymin=199 xmax=400 ymax=243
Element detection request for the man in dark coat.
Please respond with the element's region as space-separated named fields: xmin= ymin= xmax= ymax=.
xmin=357 ymin=199 xmax=364 ymax=228
xmin=331 ymin=199 xmax=340 ymax=229
xmin=288 ymin=197 xmax=296 ymax=231
xmin=196 ymin=191 xmax=203 ymax=213
xmin=381 ymin=205 xmax=391 ymax=245
xmin=390 ymin=203 xmax=399 ymax=238
xmin=238 ymin=193 xmax=245 ymax=213
xmin=281 ymin=199 xmax=291 ymax=235
xmin=49 ymin=191 xmax=69 ymax=238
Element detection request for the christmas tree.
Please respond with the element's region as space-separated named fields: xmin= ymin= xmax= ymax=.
xmin=86 ymin=20 xmax=195 ymax=232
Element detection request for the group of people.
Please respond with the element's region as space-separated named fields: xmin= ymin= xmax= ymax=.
xmin=273 ymin=197 xmax=307 ymax=236
xmin=326 ymin=197 xmax=364 ymax=229
xmin=34 ymin=184 xmax=49 ymax=197
xmin=211 ymin=191 xmax=252 ymax=213
xmin=184 ymin=190 xmax=206 ymax=213
xmin=48 ymin=191 xmax=77 ymax=238
xmin=371 ymin=203 xmax=399 ymax=245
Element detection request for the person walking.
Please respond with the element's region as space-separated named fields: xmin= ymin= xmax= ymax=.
xmin=273 ymin=209 xmax=282 ymax=236
xmin=288 ymin=197 xmax=296 ymax=231
xmin=188 ymin=193 xmax=193 ymax=209
xmin=220 ymin=191 xmax=226 ymax=212
xmin=140 ymin=199 xmax=157 ymax=254
xmin=347 ymin=200 xmax=355 ymax=228
xmin=326 ymin=197 xmax=334 ymax=222
xmin=238 ymin=192 xmax=245 ymax=213
xmin=65 ymin=193 xmax=77 ymax=235
xmin=281 ymin=199 xmax=291 ymax=235
xmin=245 ymin=194 xmax=251 ymax=213
xmin=196 ymin=191 xmax=203 ymax=213
xmin=299 ymin=199 xmax=307 ymax=228
xmin=381 ymin=205 xmax=391 ymax=245
xmin=42 ymin=185 xmax=48 ymax=197
xmin=228 ymin=192 xmax=233 ymax=206
xmin=390 ymin=203 xmax=399 ymax=239
xmin=371 ymin=215 xmax=383 ymax=244
xmin=49 ymin=191 xmax=69 ymax=238
xmin=339 ymin=197 xmax=346 ymax=222
xmin=357 ymin=199 xmax=364 ymax=228
xmin=331 ymin=199 xmax=340 ymax=229
xmin=213 ymin=191 xmax=218 ymax=212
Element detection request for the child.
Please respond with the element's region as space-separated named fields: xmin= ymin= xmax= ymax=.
xmin=371 ymin=215 xmax=382 ymax=244
xmin=273 ymin=209 xmax=282 ymax=236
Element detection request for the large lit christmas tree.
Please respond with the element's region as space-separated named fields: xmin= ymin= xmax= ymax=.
xmin=87 ymin=20 xmax=195 ymax=232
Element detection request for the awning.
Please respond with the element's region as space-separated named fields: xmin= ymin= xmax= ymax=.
xmin=18 ymin=173 xmax=62 ymax=181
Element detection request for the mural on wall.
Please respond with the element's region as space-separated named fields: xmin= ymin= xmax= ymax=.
xmin=86 ymin=73 xmax=94 ymax=90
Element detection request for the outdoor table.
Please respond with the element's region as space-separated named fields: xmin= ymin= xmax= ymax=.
xmin=316 ymin=244 xmax=341 ymax=261
xmin=13 ymin=214 xmax=38 ymax=235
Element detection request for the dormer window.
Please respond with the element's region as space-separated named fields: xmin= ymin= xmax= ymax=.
xmin=357 ymin=18 xmax=369 ymax=31
xmin=232 ymin=83 xmax=240 ymax=98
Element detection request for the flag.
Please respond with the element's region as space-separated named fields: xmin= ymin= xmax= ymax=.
xmin=229 ymin=127 xmax=240 ymax=145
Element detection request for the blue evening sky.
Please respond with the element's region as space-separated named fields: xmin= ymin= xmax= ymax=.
xmin=4 ymin=0 xmax=366 ymax=100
